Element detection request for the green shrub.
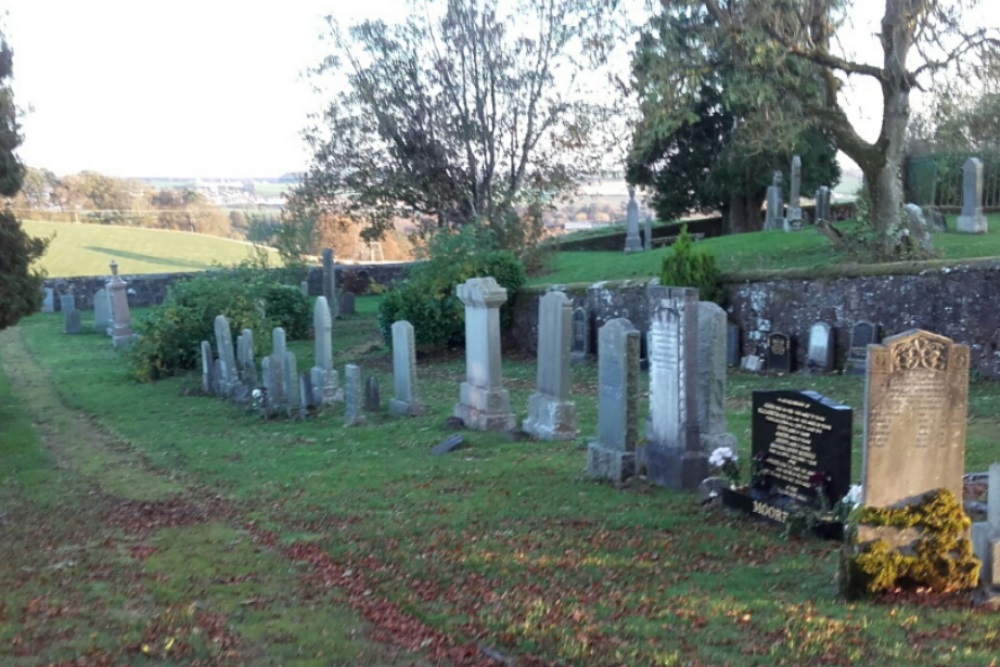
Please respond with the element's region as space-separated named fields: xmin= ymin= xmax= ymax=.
xmin=129 ymin=268 xmax=311 ymax=382
xmin=378 ymin=226 xmax=526 ymax=349
xmin=659 ymin=224 xmax=724 ymax=304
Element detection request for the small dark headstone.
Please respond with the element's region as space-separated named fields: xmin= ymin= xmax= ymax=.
xmin=570 ymin=307 xmax=588 ymax=364
xmin=364 ymin=374 xmax=380 ymax=412
xmin=847 ymin=320 xmax=879 ymax=375
xmin=726 ymin=323 xmax=741 ymax=367
xmin=431 ymin=434 xmax=465 ymax=456
xmin=765 ymin=332 xmax=792 ymax=373
xmin=339 ymin=293 xmax=356 ymax=316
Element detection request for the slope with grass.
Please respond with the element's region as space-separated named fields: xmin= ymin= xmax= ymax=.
xmin=22 ymin=219 xmax=280 ymax=277
xmin=533 ymin=214 xmax=1000 ymax=286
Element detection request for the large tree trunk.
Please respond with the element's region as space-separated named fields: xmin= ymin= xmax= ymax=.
xmin=725 ymin=190 xmax=766 ymax=234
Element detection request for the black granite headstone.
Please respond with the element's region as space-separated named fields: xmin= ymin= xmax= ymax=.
xmin=847 ymin=320 xmax=879 ymax=375
xmin=765 ymin=332 xmax=792 ymax=373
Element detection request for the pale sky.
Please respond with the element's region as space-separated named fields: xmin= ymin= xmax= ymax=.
xmin=3 ymin=1 xmax=992 ymax=180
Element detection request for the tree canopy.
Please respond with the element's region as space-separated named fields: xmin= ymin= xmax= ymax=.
xmin=0 ymin=31 xmax=48 ymax=330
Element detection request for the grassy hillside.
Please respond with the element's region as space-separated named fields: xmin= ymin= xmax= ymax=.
xmin=22 ymin=219 xmax=280 ymax=277
xmin=532 ymin=213 xmax=1000 ymax=285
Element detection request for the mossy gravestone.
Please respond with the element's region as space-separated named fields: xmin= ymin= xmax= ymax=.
xmin=842 ymin=329 xmax=979 ymax=597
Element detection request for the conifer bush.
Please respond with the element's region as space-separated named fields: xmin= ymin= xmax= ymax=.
xmin=659 ymin=224 xmax=724 ymax=304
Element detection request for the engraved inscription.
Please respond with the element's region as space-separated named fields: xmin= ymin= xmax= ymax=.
xmin=757 ymin=396 xmax=833 ymax=502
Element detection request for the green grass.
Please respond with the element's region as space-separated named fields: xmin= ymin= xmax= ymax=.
xmin=533 ymin=213 xmax=1000 ymax=285
xmin=6 ymin=303 xmax=1000 ymax=665
xmin=22 ymin=219 xmax=280 ymax=277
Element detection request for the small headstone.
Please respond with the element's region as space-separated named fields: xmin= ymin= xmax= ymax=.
xmin=93 ymin=288 xmax=112 ymax=333
xmin=344 ymin=364 xmax=364 ymax=426
xmin=570 ymin=307 xmax=589 ymax=364
xmin=847 ymin=320 xmax=879 ymax=375
xmin=903 ymin=203 xmax=934 ymax=254
xmin=236 ymin=329 xmax=257 ymax=389
xmin=299 ymin=281 xmax=309 ymax=297
xmin=726 ymin=323 xmax=740 ymax=367
xmin=339 ymin=293 xmax=356 ymax=316
xmin=814 ymin=186 xmax=831 ymax=223
xmin=927 ymin=207 xmax=947 ymax=232
xmin=765 ymin=332 xmax=792 ymax=374
xmin=971 ymin=463 xmax=1000 ymax=586
xmin=956 ymin=157 xmax=988 ymax=234
xmin=390 ymin=320 xmax=423 ymax=416
xmin=523 ymin=291 xmax=578 ymax=440
xmin=586 ymin=318 xmax=640 ymax=482
xmin=453 ymin=277 xmax=516 ymax=431
xmin=431 ymin=434 xmax=465 ymax=456
xmin=806 ymin=322 xmax=834 ymax=372
xmin=623 ymin=185 xmax=642 ymax=253
xmin=41 ymin=288 xmax=55 ymax=313
xmin=741 ymin=355 xmax=762 ymax=372
xmin=59 ymin=293 xmax=75 ymax=314
xmin=200 ymin=340 xmax=214 ymax=394
xmin=364 ymin=374 xmax=380 ymax=412
xmin=301 ymin=373 xmax=316 ymax=410
xmin=64 ymin=309 xmax=82 ymax=335
xmin=787 ymin=155 xmax=802 ymax=223
xmin=322 ymin=248 xmax=340 ymax=318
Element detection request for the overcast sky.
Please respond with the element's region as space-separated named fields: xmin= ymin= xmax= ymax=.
xmin=4 ymin=1 xmax=990 ymax=180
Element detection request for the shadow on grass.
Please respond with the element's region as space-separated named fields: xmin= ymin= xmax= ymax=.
xmin=84 ymin=246 xmax=212 ymax=270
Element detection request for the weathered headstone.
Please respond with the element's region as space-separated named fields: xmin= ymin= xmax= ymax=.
xmin=390 ymin=320 xmax=423 ymax=416
xmin=453 ymin=277 xmax=516 ymax=431
xmin=806 ymin=322 xmax=834 ymax=372
xmin=200 ymin=340 xmax=214 ymax=394
xmin=284 ymin=351 xmax=302 ymax=419
xmin=642 ymin=285 xmax=705 ymax=491
xmin=697 ymin=302 xmax=737 ymax=452
xmin=623 ymin=185 xmax=642 ymax=253
xmin=815 ymin=186 xmax=831 ymax=223
xmin=956 ymin=157 xmax=988 ymax=234
xmin=299 ymin=281 xmax=309 ymax=297
xmin=364 ymin=374 xmax=380 ymax=412
xmin=586 ymin=318 xmax=640 ymax=482
xmin=765 ymin=332 xmax=792 ymax=374
xmin=93 ymin=288 xmax=112 ymax=333
xmin=903 ymin=203 xmax=934 ymax=254
xmin=847 ymin=320 xmax=879 ymax=375
xmin=268 ymin=328 xmax=288 ymax=413
xmin=340 ymin=293 xmax=356 ymax=316
xmin=41 ymin=287 xmax=55 ymax=313
xmin=786 ymin=155 xmax=802 ymax=224
xmin=765 ymin=185 xmax=781 ymax=230
xmin=722 ymin=390 xmax=852 ymax=532
xmin=107 ymin=261 xmax=135 ymax=348
xmin=310 ymin=296 xmax=340 ymax=405
xmin=236 ymin=329 xmax=257 ymax=389
xmin=344 ymin=364 xmax=364 ymax=426
xmin=523 ymin=291 xmax=577 ymax=440
xmin=643 ymin=215 xmax=653 ymax=252
xmin=214 ymin=315 xmax=239 ymax=396
xmin=570 ymin=307 xmax=589 ymax=364
xmin=726 ymin=322 xmax=741 ymax=367
xmin=321 ymin=248 xmax=340 ymax=318
xmin=61 ymin=294 xmax=81 ymax=334
xmin=971 ymin=463 xmax=1000 ymax=586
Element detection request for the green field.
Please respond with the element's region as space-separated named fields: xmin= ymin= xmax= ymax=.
xmin=534 ymin=214 xmax=1000 ymax=285
xmin=22 ymin=219 xmax=280 ymax=277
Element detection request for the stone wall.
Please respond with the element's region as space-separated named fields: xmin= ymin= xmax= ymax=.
xmin=42 ymin=262 xmax=414 ymax=311
xmin=511 ymin=262 xmax=1000 ymax=380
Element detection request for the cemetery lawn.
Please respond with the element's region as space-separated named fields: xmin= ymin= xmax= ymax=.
xmin=4 ymin=302 xmax=1000 ymax=666
xmin=532 ymin=213 xmax=1000 ymax=285
xmin=21 ymin=219 xmax=280 ymax=277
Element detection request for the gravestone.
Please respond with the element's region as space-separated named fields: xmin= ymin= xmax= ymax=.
xmin=261 ymin=357 xmax=273 ymax=416
xmin=856 ymin=329 xmax=970 ymax=553
xmin=93 ymin=288 xmax=113 ymax=333
xmin=623 ymin=185 xmax=642 ymax=253
xmin=956 ymin=157 xmax=988 ymax=234
xmin=726 ymin=322 xmax=741 ymax=367
xmin=214 ymin=315 xmax=239 ymax=397
xmin=344 ymin=364 xmax=364 ymax=426
xmin=284 ymin=351 xmax=302 ymax=418
xmin=61 ymin=294 xmax=81 ymax=334
xmin=310 ymin=296 xmax=340 ymax=406
xmin=586 ymin=318 xmax=640 ymax=482
xmin=570 ymin=307 xmax=589 ymax=364
xmin=765 ymin=332 xmax=792 ymax=374
xmin=847 ymin=320 xmax=879 ymax=375
xmin=299 ymin=281 xmax=309 ymax=297
xmin=903 ymin=203 xmax=934 ymax=254
xmin=390 ymin=320 xmax=423 ymax=416
xmin=722 ymin=390 xmax=852 ymax=533
xmin=200 ymin=340 xmax=215 ymax=394
xmin=697 ymin=303 xmax=737 ymax=452
xmin=764 ymin=185 xmax=780 ymax=230
xmin=41 ymin=288 xmax=55 ymax=313
xmin=806 ymin=322 xmax=834 ymax=372
xmin=107 ymin=261 xmax=135 ymax=348
xmin=364 ymin=375 xmax=380 ymax=412
xmin=236 ymin=329 xmax=257 ymax=389
xmin=267 ymin=328 xmax=288 ymax=414
xmin=971 ymin=463 xmax=1000 ymax=586
xmin=453 ymin=277 xmax=516 ymax=431
xmin=431 ymin=434 xmax=464 ymax=456
xmin=786 ymin=155 xmax=803 ymax=223
xmin=523 ymin=291 xmax=577 ymax=440
xmin=340 ymin=293 xmax=356 ymax=316
xmin=815 ymin=186 xmax=831 ymax=223
xmin=643 ymin=215 xmax=653 ymax=252
xmin=642 ymin=285 xmax=705 ymax=491
xmin=321 ymin=248 xmax=340 ymax=318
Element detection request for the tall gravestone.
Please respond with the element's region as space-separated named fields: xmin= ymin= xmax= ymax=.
xmin=856 ymin=330 xmax=970 ymax=554
xmin=523 ymin=291 xmax=577 ymax=440
xmin=786 ymin=155 xmax=803 ymax=224
xmin=642 ymin=284 xmax=705 ymax=491
xmin=344 ymin=364 xmax=363 ymax=426
xmin=847 ymin=320 xmax=879 ymax=375
xmin=806 ymin=322 xmax=834 ymax=372
xmin=570 ymin=307 xmax=589 ymax=364
xmin=107 ymin=261 xmax=135 ymax=348
xmin=453 ymin=277 xmax=516 ymax=431
xmin=93 ymin=288 xmax=112 ymax=333
xmin=321 ymin=248 xmax=340 ymax=319
xmin=390 ymin=320 xmax=423 ymax=416
xmin=61 ymin=294 xmax=81 ymax=334
xmin=214 ymin=315 xmax=239 ymax=397
xmin=586 ymin=318 xmax=640 ymax=482
xmin=956 ymin=157 xmax=988 ymax=234
xmin=623 ymin=186 xmax=643 ymax=253
xmin=310 ymin=296 xmax=340 ymax=405
xmin=697 ymin=303 xmax=737 ymax=453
